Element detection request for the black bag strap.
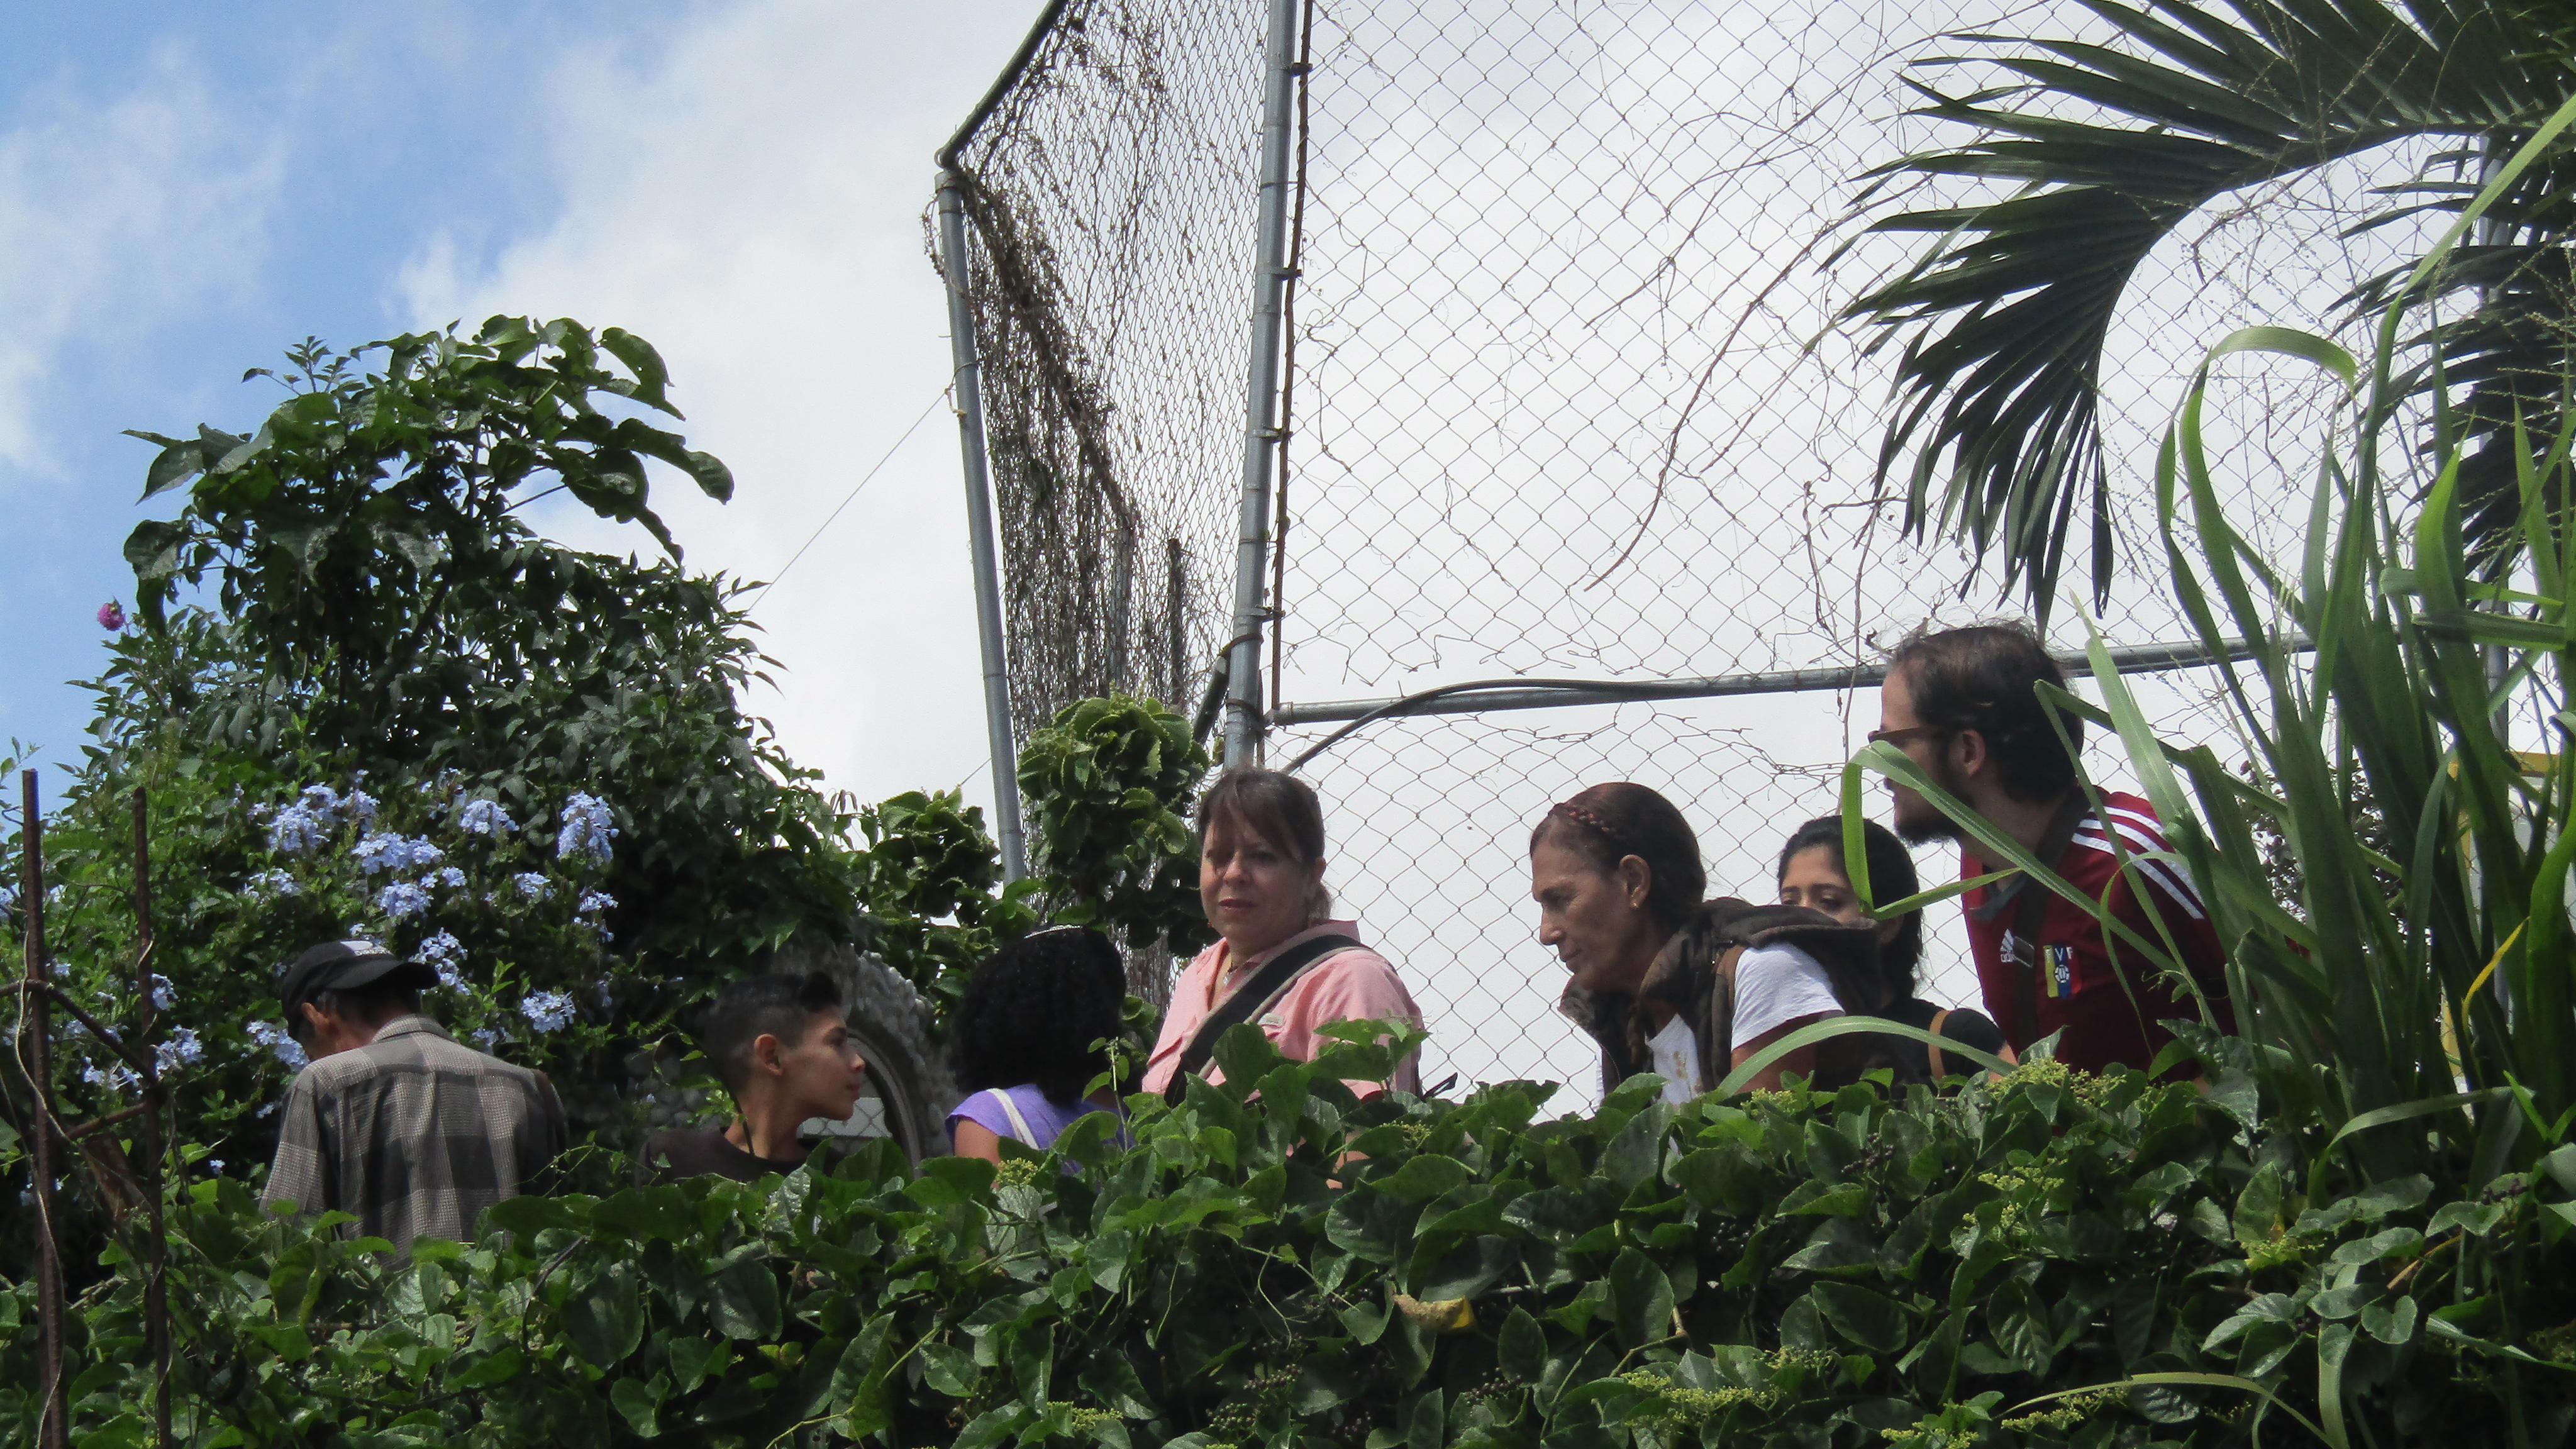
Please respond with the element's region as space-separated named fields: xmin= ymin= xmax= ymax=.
xmin=2007 ymin=795 xmax=2091 ymax=1047
xmin=1163 ymin=933 xmax=1363 ymax=1105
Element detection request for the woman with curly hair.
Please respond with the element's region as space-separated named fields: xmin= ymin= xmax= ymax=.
xmin=948 ymin=925 xmax=1134 ymax=1160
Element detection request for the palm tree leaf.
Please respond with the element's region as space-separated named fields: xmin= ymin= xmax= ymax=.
xmin=2013 ymin=40 xmax=2299 ymax=138
xmin=1846 ymin=0 xmax=2567 ymax=617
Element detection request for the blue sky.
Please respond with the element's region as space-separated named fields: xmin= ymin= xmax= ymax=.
xmin=2 ymin=2 xmax=1040 ymax=814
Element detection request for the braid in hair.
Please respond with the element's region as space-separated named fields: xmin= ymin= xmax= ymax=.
xmin=1529 ymin=784 xmax=1706 ymax=933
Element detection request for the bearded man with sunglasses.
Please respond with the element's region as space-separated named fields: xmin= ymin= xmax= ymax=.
xmin=1872 ymin=621 xmax=2233 ymax=1075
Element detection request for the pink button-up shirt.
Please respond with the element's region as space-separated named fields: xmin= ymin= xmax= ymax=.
xmin=1141 ymin=920 xmax=1424 ymax=1099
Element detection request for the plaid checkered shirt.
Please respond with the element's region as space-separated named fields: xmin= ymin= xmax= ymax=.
xmin=260 ymin=1015 xmax=568 ymax=1257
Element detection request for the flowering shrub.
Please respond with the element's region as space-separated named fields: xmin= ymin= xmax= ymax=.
xmin=0 ymin=761 xmax=634 ymax=1240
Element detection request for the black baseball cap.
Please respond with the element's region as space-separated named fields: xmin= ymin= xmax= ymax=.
xmin=277 ymin=938 xmax=436 ymax=1018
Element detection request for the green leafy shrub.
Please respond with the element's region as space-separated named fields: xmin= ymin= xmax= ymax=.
xmin=104 ymin=321 xmax=865 ymax=976
xmin=12 ymin=1036 xmax=2572 ymax=1447
xmin=0 ymin=752 xmax=641 ymax=1275
xmin=1017 ymin=694 xmax=1209 ymax=951
xmin=1 ymin=319 xmax=868 ymax=1276
xmin=853 ymin=789 xmax=1039 ymax=1021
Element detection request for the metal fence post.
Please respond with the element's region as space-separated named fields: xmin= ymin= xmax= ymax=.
xmin=935 ymin=171 xmax=1029 ymax=882
xmin=1221 ymin=0 xmax=1306 ymax=767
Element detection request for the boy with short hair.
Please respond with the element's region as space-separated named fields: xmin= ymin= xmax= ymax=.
xmin=636 ymin=970 xmax=869 ymax=1184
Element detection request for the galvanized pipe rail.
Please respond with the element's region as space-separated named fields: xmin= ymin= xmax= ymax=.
xmin=1274 ymin=637 xmax=2294 ymax=772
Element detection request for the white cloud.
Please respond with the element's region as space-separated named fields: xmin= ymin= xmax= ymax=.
xmin=397 ymin=0 xmax=1046 ymax=817
xmin=0 ymin=47 xmax=284 ymax=472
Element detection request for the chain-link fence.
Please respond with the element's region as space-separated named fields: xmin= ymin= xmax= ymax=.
xmin=934 ymin=1 xmax=1270 ymax=736
xmin=936 ymin=0 xmax=2440 ymax=1104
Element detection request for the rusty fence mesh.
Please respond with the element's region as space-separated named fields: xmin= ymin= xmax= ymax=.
xmin=938 ymin=0 xmax=2440 ymax=1104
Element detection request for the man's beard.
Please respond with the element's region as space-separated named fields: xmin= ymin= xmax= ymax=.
xmin=1890 ymin=779 xmax=1963 ymax=845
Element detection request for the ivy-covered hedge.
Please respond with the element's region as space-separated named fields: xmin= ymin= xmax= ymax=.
xmin=11 ymin=1028 xmax=2573 ymax=1448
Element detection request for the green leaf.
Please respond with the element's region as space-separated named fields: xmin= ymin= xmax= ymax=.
xmin=1987 ymin=1280 xmax=2055 ymax=1376
xmin=1375 ymin=1154 xmax=1472 ymax=1202
xmin=565 ymin=1262 xmax=645 ymax=1366
xmin=921 ymin=1340 xmax=979 ymax=1397
xmin=591 ymin=1188 xmax=692 ymax=1242
xmin=2426 ymin=1199 xmax=2509 ymax=1237
xmin=1811 ymin=1281 xmax=1909 ymax=1355
xmin=131 ymin=435 xmax=206 ymax=499
xmin=2009 ymin=1373 xmax=2331 ymax=1442
xmin=1672 ymin=1146 xmax=1760 ymax=1216
xmin=1601 ymin=1102 xmax=1667 ymax=1191
xmin=2362 ymin=1294 xmax=2420 ymax=1346
xmin=1404 ymin=1389 xmax=1445 ymax=1449
xmin=1498 ymin=1306 xmax=1547 ymax=1381
xmin=2231 ymin=1163 xmax=2285 ymax=1250
xmin=708 ymin=1248 xmax=781 ymax=1340
xmin=122 ymin=519 xmax=190 ymax=584
xmin=1777 ymin=1179 xmax=1869 ymax=1218
xmin=609 ymin=1375 xmax=662 ymax=1438
xmin=1607 ymin=1248 xmax=1674 ymax=1349
xmin=486 ymin=1193 xmax=591 ymax=1238
xmin=448 ymin=1347 xmax=523 ymax=1388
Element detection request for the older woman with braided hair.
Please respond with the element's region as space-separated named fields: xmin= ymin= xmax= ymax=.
xmin=1531 ymin=783 xmax=1880 ymax=1101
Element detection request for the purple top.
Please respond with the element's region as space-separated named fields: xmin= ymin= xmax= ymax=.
xmin=947 ymin=1083 xmax=1129 ymax=1155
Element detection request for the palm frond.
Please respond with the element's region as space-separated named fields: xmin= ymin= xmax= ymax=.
xmin=1846 ymin=0 xmax=2566 ymax=617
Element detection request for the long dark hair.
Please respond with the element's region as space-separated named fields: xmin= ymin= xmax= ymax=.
xmin=1777 ymin=814 xmax=1924 ymax=1000
xmin=952 ymin=926 xmax=1128 ymax=1104
xmin=1529 ymin=782 xmax=1707 ymax=934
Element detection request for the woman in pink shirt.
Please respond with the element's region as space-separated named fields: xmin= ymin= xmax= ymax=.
xmin=1141 ymin=768 xmax=1424 ymax=1101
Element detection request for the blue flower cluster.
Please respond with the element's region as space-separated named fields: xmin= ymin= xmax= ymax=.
xmin=416 ymin=930 xmax=466 ymax=990
xmin=455 ymin=797 xmax=518 ymax=836
xmin=245 ymin=1020 xmax=308 ymax=1070
xmin=245 ymin=869 xmax=299 ymax=897
xmin=266 ymin=808 xmax=328 ymax=857
xmin=353 ymin=833 xmax=444 ymax=875
xmin=556 ymin=793 xmax=617 ymax=863
xmin=376 ymin=881 xmax=431 ymax=921
xmin=265 ymin=782 xmax=376 ymax=856
xmin=511 ymin=872 xmax=552 ymax=902
xmin=519 ymin=991 xmax=576 ymax=1033
xmin=155 ymin=1027 xmax=203 ymax=1075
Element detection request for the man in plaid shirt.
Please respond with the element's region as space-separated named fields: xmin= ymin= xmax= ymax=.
xmin=260 ymin=939 xmax=568 ymax=1258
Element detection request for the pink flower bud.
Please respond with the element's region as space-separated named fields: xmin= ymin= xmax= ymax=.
xmin=97 ymin=601 xmax=127 ymax=631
